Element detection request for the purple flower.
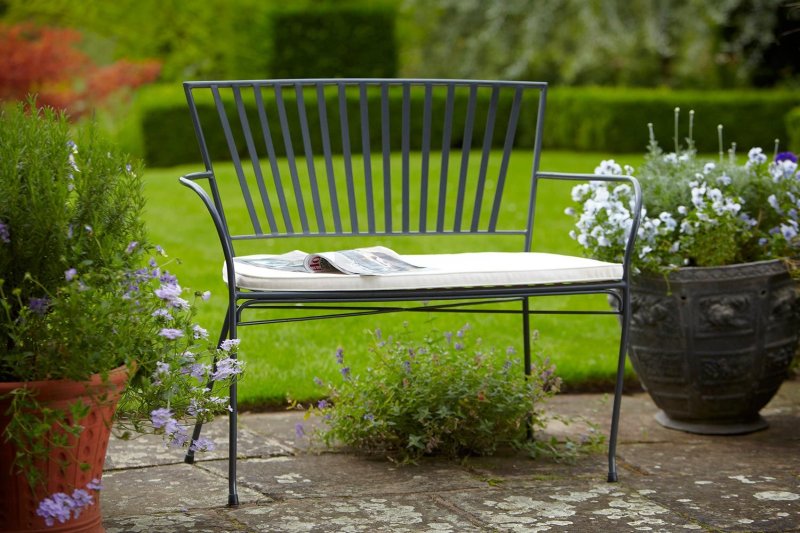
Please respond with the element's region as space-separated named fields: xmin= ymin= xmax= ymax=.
xmin=454 ymin=342 xmax=464 ymax=351
xmin=317 ymin=399 xmax=329 ymax=409
xmin=86 ymin=478 xmax=103 ymax=491
xmin=335 ymin=347 xmax=344 ymax=365
xmin=70 ymin=489 xmax=93 ymax=509
xmin=190 ymin=436 xmax=216 ymax=452
xmin=192 ymin=324 xmax=208 ymax=340
xmin=181 ymin=363 xmax=208 ymax=381
xmin=0 ymin=222 xmax=9 ymax=244
xmin=201 ymin=290 xmax=211 ymax=301
xmin=210 ymin=357 xmax=244 ymax=381
xmin=153 ymin=361 xmax=170 ymax=376
xmin=65 ymin=268 xmax=77 ymax=282
xmin=150 ymin=408 xmax=173 ymax=429
xmin=313 ymin=376 xmax=324 ymax=387
xmin=159 ymin=328 xmax=184 ymax=340
xmin=36 ymin=492 xmax=75 ymax=526
xmin=167 ymin=424 xmax=189 ymax=448
xmin=151 ymin=308 xmax=173 ymax=321
xmin=295 ymin=422 xmax=305 ymax=438
xmin=155 ymin=283 xmax=182 ymax=302
xmin=340 ymin=366 xmax=351 ymax=379
xmin=363 ymin=413 xmax=375 ymax=422
xmin=776 ymin=151 xmax=798 ymax=163
xmin=220 ymin=338 xmax=240 ymax=352
xmin=125 ymin=241 xmax=138 ymax=254
xmin=29 ymin=297 xmax=49 ymax=315
xmin=402 ymin=360 xmax=412 ymax=373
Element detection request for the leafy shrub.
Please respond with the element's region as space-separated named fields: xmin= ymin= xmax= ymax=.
xmin=0 ymin=23 xmax=160 ymax=118
xmin=301 ymin=324 xmax=564 ymax=461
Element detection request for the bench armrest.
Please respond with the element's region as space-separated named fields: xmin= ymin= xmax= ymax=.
xmin=536 ymin=171 xmax=642 ymax=281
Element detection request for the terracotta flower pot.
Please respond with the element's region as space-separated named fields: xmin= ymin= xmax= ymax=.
xmin=0 ymin=365 xmax=129 ymax=532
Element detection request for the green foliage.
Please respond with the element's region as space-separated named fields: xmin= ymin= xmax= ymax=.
xmin=0 ymin=102 xmax=145 ymax=315
xmin=787 ymin=106 xmax=800 ymax=153
xmin=267 ymin=5 xmax=397 ymax=79
xmin=544 ymin=88 xmax=800 ymax=153
xmin=303 ymin=323 xmax=572 ymax=461
xmin=402 ymin=0 xmax=793 ymax=89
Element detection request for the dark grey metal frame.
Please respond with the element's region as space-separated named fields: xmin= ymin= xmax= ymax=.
xmin=178 ymin=79 xmax=642 ymax=506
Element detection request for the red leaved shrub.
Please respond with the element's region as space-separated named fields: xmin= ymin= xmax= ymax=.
xmin=0 ymin=23 xmax=161 ymax=118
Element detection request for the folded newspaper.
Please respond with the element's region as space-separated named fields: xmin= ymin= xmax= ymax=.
xmin=236 ymin=246 xmax=424 ymax=275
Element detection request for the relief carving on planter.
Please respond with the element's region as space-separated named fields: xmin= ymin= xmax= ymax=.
xmin=630 ymin=293 xmax=677 ymax=331
xmin=770 ymin=285 xmax=800 ymax=320
xmin=700 ymin=356 xmax=751 ymax=383
xmin=698 ymin=295 xmax=751 ymax=332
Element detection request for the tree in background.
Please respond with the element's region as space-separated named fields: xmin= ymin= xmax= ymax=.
xmin=400 ymin=0 xmax=799 ymax=88
xmin=0 ymin=23 xmax=160 ymax=117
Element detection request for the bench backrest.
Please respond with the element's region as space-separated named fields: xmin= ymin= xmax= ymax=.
xmin=183 ymin=79 xmax=547 ymax=250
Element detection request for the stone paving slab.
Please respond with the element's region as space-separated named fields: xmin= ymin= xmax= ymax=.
xmin=101 ymin=463 xmax=267 ymax=517
xmin=231 ymin=495 xmax=485 ymax=533
xmin=105 ymin=418 xmax=292 ymax=469
xmin=104 ymin=509 xmax=246 ymax=533
xmin=200 ymin=454 xmax=488 ymax=500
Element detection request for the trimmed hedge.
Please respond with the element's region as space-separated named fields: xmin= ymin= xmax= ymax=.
xmin=545 ymin=87 xmax=800 ymax=153
xmin=226 ymin=4 xmax=397 ymax=80
xmin=269 ymin=5 xmax=398 ymax=79
xmin=787 ymin=106 xmax=800 ymax=153
xmin=132 ymin=84 xmax=800 ymax=168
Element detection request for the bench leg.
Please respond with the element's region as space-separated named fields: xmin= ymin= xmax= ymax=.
xmin=184 ymin=315 xmax=230 ymax=465
xmin=522 ymin=299 xmax=533 ymax=440
xmin=607 ymin=287 xmax=631 ymax=482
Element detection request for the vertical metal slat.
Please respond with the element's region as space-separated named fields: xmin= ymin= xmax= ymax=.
xmin=401 ymin=82 xmax=411 ymax=233
xmin=380 ymin=85 xmax=392 ymax=232
xmin=471 ymin=86 xmax=500 ymax=232
xmin=338 ymin=83 xmax=359 ymax=233
xmin=359 ymin=83 xmax=375 ymax=233
xmin=253 ymin=86 xmax=293 ymax=234
xmin=275 ymin=85 xmax=310 ymax=233
xmin=211 ymin=85 xmax=262 ymax=235
xmin=453 ymin=85 xmax=477 ymax=232
xmin=295 ymin=83 xmax=326 ymax=233
xmin=316 ymin=85 xmax=342 ymax=234
xmin=419 ymin=83 xmax=432 ymax=232
xmin=489 ymin=87 xmax=524 ymax=233
xmin=436 ymin=84 xmax=455 ymax=233
xmin=233 ymin=86 xmax=278 ymax=234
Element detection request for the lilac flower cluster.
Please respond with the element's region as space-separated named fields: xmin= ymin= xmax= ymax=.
xmin=35 ymin=479 xmax=102 ymax=527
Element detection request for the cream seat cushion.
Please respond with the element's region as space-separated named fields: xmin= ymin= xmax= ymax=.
xmin=230 ymin=252 xmax=622 ymax=292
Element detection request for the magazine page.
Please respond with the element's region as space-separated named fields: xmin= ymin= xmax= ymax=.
xmin=306 ymin=246 xmax=423 ymax=275
xmin=237 ymin=250 xmax=309 ymax=272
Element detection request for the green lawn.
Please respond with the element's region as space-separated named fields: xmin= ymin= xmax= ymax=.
xmin=142 ymin=150 xmax=643 ymax=408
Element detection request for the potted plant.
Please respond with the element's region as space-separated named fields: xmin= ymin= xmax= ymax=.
xmin=567 ymin=109 xmax=800 ymax=435
xmin=0 ymin=102 xmax=243 ymax=532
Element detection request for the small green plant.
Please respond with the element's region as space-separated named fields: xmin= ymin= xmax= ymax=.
xmin=301 ymin=323 xmax=568 ymax=462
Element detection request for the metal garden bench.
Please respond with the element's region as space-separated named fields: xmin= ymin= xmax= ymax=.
xmin=178 ymin=79 xmax=642 ymax=506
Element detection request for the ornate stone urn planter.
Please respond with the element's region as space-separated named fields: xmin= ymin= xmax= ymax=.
xmin=621 ymin=259 xmax=799 ymax=434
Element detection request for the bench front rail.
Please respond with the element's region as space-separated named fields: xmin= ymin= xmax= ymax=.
xmin=177 ymin=79 xmax=642 ymax=506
